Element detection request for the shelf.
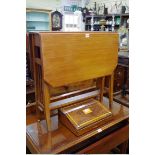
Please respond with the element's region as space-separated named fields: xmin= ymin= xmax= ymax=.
xmin=27 ymin=20 xmax=49 ymax=22
xmin=113 ymin=93 xmax=129 ymax=107
xmin=118 ymin=51 xmax=129 ymax=58
xmin=105 ymin=14 xmax=121 ymax=17
xmin=119 ymin=49 xmax=129 ymax=53
xmin=85 ymin=15 xmax=104 ymax=18
xmin=26 ymin=79 xmax=34 ymax=86
xmin=119 ymin=47 xmax=128 ymax=51
xmin=26 ymin=87 xmax=35 ymax=95
xmin=27 ymin=29 xmax=49 ymax=32
xmin=85 ymin=14 xmax=121 ymax=19
xmin=121 ymin=13 xmax=129 ymax=17
xmin=26 ymin=8 xmax=52 ymax=12
xmin=85 ymin=24 xmax=102 ymax=26
xmin=104 ymin=24 xmax=120 ymax=26
xmin=26 ymin=79 xmax=34 ymax=95
xmin=85 ymin=14 xmax=128 ymax=19
xmin=26 ymin=102 xmax=36 ymax=108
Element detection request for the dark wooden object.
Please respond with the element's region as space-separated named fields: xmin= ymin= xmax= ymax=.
xmin=26 ymin=33 xmax=35 ymax=104
xmin=113 ymin=54 xmax=129 ymax=107
xmin=51 ymin=11 xmax=63 ymax=31
xmin=59 ymin=98 xmax=112 ymax=136
xmin=26 ymin=33 xmax=34 ymax=80
xmin=30 ymin=32 xmax=118 ymax=131
xmin=105 ymin=55 xmax=129 ymax=93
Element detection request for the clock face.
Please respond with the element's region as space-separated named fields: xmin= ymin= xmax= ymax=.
xmin=53 ymin=14 xmax=60 ymax=28
xmin=82 ymin=7 xmax=89 ymax=17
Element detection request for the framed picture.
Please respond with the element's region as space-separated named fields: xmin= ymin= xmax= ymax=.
xmin=51 ymin=11 xmax=63 ymax=31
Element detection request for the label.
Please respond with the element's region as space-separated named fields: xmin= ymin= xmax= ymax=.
xmin=97 ymin=128 xmax=102 ymax=133
xmin=83 ymin=108 xmax=92 ymax=114
xmin=85 ymin=33 xmax=90 ymax=38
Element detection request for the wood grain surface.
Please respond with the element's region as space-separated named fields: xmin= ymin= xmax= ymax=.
xmin=26 ymin=99 xmax=128 ymax=154
xmin=38 ymin=32 xmax=118 ymax=87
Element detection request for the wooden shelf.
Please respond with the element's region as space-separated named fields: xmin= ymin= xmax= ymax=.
xmin=105 ymin=24 xmax=120 ymax=26
xmin=26 ymin=79 xmax=35 ymax=95
xmin=26 ymin=87 xmax=35 ymax=95
xmin=85 ymin=14 xmax=128 ymax=19
xmin=114 ymin=93 xmax=129 ymax=107
xmin=26 ymin=79 xmax=34 ymax=86
xmin=27 ymin=20 xmax=49 ymax=22
xmin=85 ymin=24 xmax=102 ymax=26
xmin=105 ymin=14 xmax=120 ymax=17
xmin=121 ymin=13 xmax=129 ymax=17
xmin=85 ymin=15 xmax=104 ymax=18
xmin=26 ymin=8 xmax=52 ymax=13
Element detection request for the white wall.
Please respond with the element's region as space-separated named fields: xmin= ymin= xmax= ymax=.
xmin=26 ymin=0 xmax=82 ymax=12
xmin=26 ymin=0 xmax=62 ymax=11
xmin=27 ymin=0 xmax=129 ymax=13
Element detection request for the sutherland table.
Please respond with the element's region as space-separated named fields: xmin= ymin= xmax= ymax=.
xmin=26 ymin=99 xmax=129 ymax=154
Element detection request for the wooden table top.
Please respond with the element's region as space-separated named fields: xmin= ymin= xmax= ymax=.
xmin=37 ymin=32 xmax=118 ymax=87
xmin=26 ymin=99 xmax=129 ymax=154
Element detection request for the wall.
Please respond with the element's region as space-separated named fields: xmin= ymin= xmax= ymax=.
xmin=26 ymin=0 xmax=129 ymax=32
xmin=26 ymin=0 xmax=129 ymax=13
xmin=26 ymin=0 xmax=82 ymax=12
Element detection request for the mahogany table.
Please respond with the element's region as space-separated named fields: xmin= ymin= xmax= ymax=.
xmin=26 ymin=99 xmax=129 ymax=154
